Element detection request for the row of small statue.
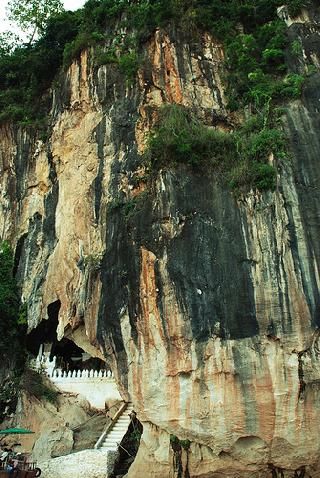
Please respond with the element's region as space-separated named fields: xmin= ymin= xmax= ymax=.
xmin=50 ymin=368 xmax=114 ymax=379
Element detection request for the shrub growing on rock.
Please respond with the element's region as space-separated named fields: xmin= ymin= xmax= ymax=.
xmin=145 ymin=104 xmax=281 ymax=193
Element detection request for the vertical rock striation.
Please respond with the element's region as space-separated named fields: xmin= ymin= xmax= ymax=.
xmin=1 ymin=8 xmax=320 ymax=477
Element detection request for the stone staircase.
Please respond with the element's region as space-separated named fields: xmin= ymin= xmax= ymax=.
xmin=95 ymin=402 xmax=133 ymax=452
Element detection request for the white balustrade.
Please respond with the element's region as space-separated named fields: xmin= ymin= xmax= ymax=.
xmin=33 ymin=344 xmax=119 ymax=408
xmin=46 ymin=366 xmax=114 ymax=383
xmin=45 ymin=366 xmax=118 ymax=408
xmin=48 ymin=368 xmax=114 ymax=380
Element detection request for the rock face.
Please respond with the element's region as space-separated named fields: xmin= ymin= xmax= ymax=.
xmin=33 ymin=427 xmax=74 ymax=461
xmin=9 ymin=391 xmax=90 ymax=458
xmin=1 ymin=5 xmax=320 ymax=478
xmin=39 ymin=449 xmax=112 ymax=478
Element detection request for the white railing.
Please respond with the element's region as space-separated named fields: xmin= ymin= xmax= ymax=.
xmin=50 ymin=367 xmax=121 ymax=408
xmin=94 ymin=402 xmax=129 ymax=449
xmin=34 ymin=350 xmax=114 ymax=381
xmin=33 ymin=347 xmax=121 ymax=408
xmin=50 ymin=368 xmax=114 ymax=380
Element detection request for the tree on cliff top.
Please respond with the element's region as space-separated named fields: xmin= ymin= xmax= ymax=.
xmin=7 ymin=0 xmax=64 ymax=44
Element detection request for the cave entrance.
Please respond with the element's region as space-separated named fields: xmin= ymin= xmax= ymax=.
xmin=51 ymin=337 xmax=107 ymax=373
xmin=26 ymin=300 xmax=107 ymax=373
xmin=26 ymin=300 xmax=61 ymax=355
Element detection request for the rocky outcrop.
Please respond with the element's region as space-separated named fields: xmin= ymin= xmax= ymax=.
xmin=1 ymin=4 xmax=320 ymax=477
xmin=6 ymin=391 xmax=91 ymax=457
xmin=33 ymin=427 xmax=74 ymax=461
xmin=39 ymin=449 xmax=111 ymax=478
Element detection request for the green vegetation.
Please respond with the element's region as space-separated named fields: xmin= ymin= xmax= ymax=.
xmin=0 ymin=241 xmax=27 ymax=421
xmin=0 ymin=0 xmax=311 ymax=128
xmin=0 ymin=0 xmax=311 ymax=191
xmin=0 ymin=377 xmax=20 ymax=422
xmin=146 ymin=105 xmax=237 ymax=169
xmin=145 ymin=104 xmax=284 ymax=192
xmin=118 ymin=52 xmax=139 ymax=83
xmin=94 ymin=46 xmax=118 ymax=67
xmin=83 ymin=253 xmax=103 ymax=272
xmin=94 ymin=47 xmax=139 ymax=83
xmin=107 ymin=191 xmax=148 ymax=219
xmin=287 ymin=0 xmax=310 ymax=17
xmin=170 ymin=434 xmax=191 ymax=450
xmin=62 ymin=0 xmax=308 ymax=108
xmin=0 ymin=241 xmax=26 ymax=352
xmin=0 ymin=240 xmax=58 ymax=421
xmin=291 ymin=39 xmax=303 ymax=57
xmin=7 ymin=0 xmax=63 ymax=43
xmin=224 ymin=19 xmax=305 ymax=110
xmin=21 ymin=368 xmax=59 ymax=404
xmin=0 ymin=241 xmax=58 ymax=416
xmin=0 ymin=241 xmax=19 ymax=323
xmin=0 ymin=10 xmax=80 ymax=126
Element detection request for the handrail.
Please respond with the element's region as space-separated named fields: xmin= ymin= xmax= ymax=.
xmin=71 ymin=412 xmax=102 ymax=431
xmin=94 ymin=402 xmax=129 ymax=449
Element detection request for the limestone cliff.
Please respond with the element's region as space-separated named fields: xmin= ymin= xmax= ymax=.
xmin=1 ymin=4 xmax=320 ymax=477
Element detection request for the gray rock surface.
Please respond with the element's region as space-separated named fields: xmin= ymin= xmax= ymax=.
xmin=33 ymin=427 xmax=74 ymax=461
xmin=39 ymin=449 xmax=112 ymax=478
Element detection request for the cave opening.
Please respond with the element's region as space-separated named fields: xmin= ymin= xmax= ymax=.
xmin=26 ymin=300 xmax=61 ymax=355
xmin=52 ymin=337 xmax=106 ymax=373
xmin=26 ymin=299 xmax=107 ymax=373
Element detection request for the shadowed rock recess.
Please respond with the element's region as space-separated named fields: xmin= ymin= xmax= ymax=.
xmin=1 ymin=2 xmax=320 ymax=477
